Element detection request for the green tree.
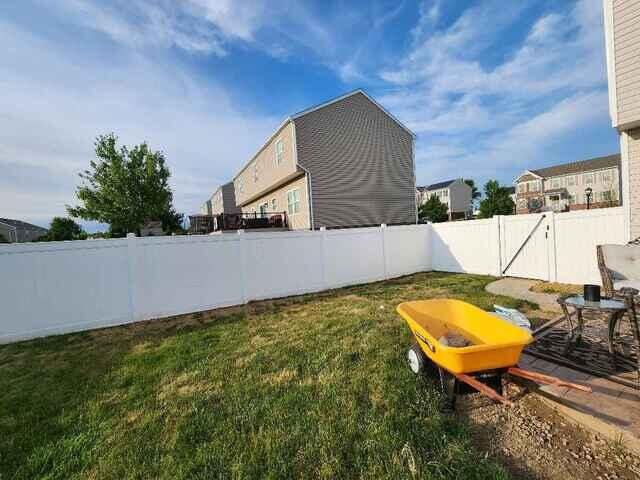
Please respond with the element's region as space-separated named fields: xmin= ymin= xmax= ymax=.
xmin=419 ymin=194 xmax=449 ymax=223
xmin=464 ymin=179 xmax=481 ymax=201
xmin=45 ymin=217 xmax=86 ymax=241
xmin=0 ymin=232 xmax=8 ymax=243
xmin=478 ymin=180 xmax=515 ymax=218
xmin=67 ymin=134 xmax=183 ymax=236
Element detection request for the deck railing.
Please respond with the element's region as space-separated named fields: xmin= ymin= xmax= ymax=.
xmin=189 ymin=212 xmax=288 ymax=234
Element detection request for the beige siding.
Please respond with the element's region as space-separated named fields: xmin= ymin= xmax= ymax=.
xmin=628 ymin=128 xmax=640 ymax=239
xmin=241 ymin=175 xmax=311 ymax=230
xmin=613 ymin=0 xmax=640 ymax=127
xmin=233 ymin=122 xmax=299 ymax=206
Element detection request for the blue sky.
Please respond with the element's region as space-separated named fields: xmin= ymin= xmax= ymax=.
xmin=1 ymin=0 xmax=619 ymax=230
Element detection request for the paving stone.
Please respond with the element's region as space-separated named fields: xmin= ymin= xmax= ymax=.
xmin=528 ymin=357 xmax=560 ymax=374
xmin=485 ymin=278 xmax=562 ymax=313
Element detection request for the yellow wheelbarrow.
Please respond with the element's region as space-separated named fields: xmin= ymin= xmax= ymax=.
xmin=397 ymin=299 xmax=591 ymax=409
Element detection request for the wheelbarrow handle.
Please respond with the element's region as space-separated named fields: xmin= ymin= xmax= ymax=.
xmin=507 ymin=367 xmax=592 ymax=393
xmin=453 ymin=372 xmax=514 ymax=407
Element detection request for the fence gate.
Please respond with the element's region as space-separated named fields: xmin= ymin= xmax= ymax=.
xmin=500 ymin=213 xmax=551 ymax=281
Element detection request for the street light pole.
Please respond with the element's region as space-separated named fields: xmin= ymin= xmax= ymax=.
xmin=585 ymin=186 xmax=593 ymax=210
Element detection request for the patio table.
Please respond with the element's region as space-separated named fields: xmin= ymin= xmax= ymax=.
xmin=558 ymin=292 xmax=640 ymax=373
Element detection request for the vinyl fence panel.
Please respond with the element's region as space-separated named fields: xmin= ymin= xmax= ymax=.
xmin=431 ymin=218 xmax=500 ymax=275
xmin=0 ymin=225 xmax=431 ymax=344
xmin=553 ymin=208 xmax=626 ymax=284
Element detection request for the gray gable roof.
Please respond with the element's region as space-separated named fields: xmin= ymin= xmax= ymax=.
xmin=531 ymin=154 xmax=621 ymax=179
xmin=424 ymin=179 xmax=458 ymax=190
xmin=0 ymin=218 xmax=48 ymax=231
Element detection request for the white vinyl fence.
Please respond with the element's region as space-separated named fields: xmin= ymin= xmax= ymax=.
xmin=432 ymin=207 xmax=627 ymax=285
xmin=0 ymin=225 xmax=431 ymax=344
xmin=0 ymin=209 xmax=628 ymax=345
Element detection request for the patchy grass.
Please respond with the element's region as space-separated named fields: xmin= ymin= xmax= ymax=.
xmin=0 ymin=272 xmax=530 ymax=479
xmin=530 ymin=281 xmax=582 ymax=296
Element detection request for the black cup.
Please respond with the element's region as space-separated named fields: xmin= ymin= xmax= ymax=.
xmin=584 ymin=284 xmax=601 ymax=303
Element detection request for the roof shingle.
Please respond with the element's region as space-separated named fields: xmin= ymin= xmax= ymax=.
xmin=531 ymin=154 xmax=620 ymax=179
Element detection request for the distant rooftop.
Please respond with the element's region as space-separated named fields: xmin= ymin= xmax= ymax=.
xmin=530 ymin=154 xmax=621 ymax=179
xmin=421 ymin=179 xmax=459 ymax=191
xmin=0 ymin=218 xmax=48 ymax=231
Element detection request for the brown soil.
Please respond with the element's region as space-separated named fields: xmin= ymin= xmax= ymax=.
xmin=459 ymin=383 xmax=640 ymax=480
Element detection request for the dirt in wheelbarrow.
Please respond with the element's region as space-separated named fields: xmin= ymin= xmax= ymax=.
xmin=458 ymin=383 xmax=640 ymax=480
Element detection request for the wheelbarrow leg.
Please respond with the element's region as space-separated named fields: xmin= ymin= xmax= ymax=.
xmin=438 ymin=368 xmax=457 ymax=412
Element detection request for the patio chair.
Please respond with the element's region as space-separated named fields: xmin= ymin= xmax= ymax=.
xmin=597 ymin=244 xmax=640 ymax=297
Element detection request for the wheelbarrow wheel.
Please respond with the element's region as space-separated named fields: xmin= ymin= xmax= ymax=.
xmin=407 ymin=343 xmax=427 ymax=375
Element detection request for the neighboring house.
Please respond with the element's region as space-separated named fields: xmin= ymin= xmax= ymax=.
xmin=231 ymin=90 xmax=416 ymax=230
xmin=416 ymin=179 xmax=472 ymax=220
xmin=513 ymin=154 xmax=622 ymax=214
xmin=203 ymin=182 xmax=241 ymax=216
xmin=0 ymin=218 xmax=48 ymax=243
xmin=603 ymin=1 xmax=640 ymax=241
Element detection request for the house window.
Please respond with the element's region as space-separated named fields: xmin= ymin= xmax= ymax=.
xmin=530 ymin=197 xmax=541 ymax=209
xmin=567 ymin=175 xmax=576 ymax=186
xmin=529 ymin=181 xmax=540 ymax=192
xmin=584 ymin=173 xmax=594 ymax=184
xmin=287 ymin=188 xmax=300 ymax=214
xmin=551 ymin=178 xmax=562 ymax=189
xmin=517 ymin=183 xmax=526 ymax=193
xmin=271 ymin=198 xmax=277 ymax=211
xmin=275 ymin=139 xmax=284 ymax=165
xmin=237 ymin=179 xmax=244 ymax=193
xmin=443 ymin=189 xmax=449 ymax=198
xmin=568 ymin=194 xmax=575 ymax=205
xmin=517 ymin=199 xmax=527 ymax=210
xmin=601 ymin=190 xmax=613 ymax=202
xmin=253 ymin=162 xmax=259 ymax=182
xmin=601 ymin=169 xmax=612 ymax=183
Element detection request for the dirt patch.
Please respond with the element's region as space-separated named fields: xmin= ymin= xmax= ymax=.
xmin=262 ymin=368 xmax=296 ymax=385
xmin=460 ymin=384 xmax=640 ymax=480
xmin=531 ymin=282 xmax=582 ymax=296
xmin=157 ymin=372 xmax=221 ymax=400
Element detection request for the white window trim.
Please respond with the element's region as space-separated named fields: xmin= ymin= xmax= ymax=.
xmin=286 ymin=188 xmax=301 ymax=215
xmin=275 ymin=138 xmax=284 ymax=166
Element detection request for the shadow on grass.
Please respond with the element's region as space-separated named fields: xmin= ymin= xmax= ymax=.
xmin=0 ymin=271 xmax=525 ymax=479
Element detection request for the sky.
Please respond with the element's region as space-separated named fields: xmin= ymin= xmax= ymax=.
xmin=1 ymin=0 xmax=619 ymax=231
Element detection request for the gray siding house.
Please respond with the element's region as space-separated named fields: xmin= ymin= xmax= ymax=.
xmin=0 ymin=218 xmax=48 ymax=243
xmin=232 ymin=90 xmax=417 ymax=229
xmin=417 ymin=179 xmax=472 ymax=220
xmin=202 ymin=182 xmax=240 ymax=216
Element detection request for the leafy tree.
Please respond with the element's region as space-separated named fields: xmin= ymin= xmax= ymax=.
xmin=0 ymin=232 xmax=8 ymax=243
xmin=464 ymin=179 xmax=481 ymax=201
xmin=478 ymin=180 xmax=515 ymax=218
xmin=46 ymin=217 xmax=86 ymax=241
xmin=67 ymin=134 xmax=183 ymax=236
xmin=419 ymin=194 xmax=449 ymax=223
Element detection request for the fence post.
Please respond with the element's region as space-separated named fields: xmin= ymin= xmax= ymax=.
xmin=319 ymin=227 xmax=328 ymax=289
xmin=237 ymin=229 xmax=248 ymax=304
xmin=381 ymin=224 xmax=388 ymax=279
xmin=494 ymin=216 xmax=502 ymax=277
xmin=546 ymin=211 xmax=558 ymax=283
xmin=126 ymin=233 xmax=138 ymax=323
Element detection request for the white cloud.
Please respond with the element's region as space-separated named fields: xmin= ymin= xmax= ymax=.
xmin=376 ymin=0 xmax=613 ymax=188
xmin=0 ymin=20 xmax=277 ymax=228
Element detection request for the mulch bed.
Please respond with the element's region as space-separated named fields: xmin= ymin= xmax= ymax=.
xmin=525 ymin=311 xmax=640 ymax=390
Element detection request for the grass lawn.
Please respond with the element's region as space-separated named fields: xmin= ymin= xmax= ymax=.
xmin=0 ymin=272 xmax=533 ymax=479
